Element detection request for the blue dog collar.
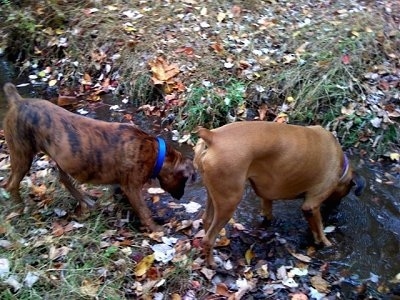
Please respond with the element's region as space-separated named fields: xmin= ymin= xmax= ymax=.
xmin=151 ymin=137 xmax=166 ymax=178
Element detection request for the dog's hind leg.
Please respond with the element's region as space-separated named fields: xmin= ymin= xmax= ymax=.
xmin=202 ymin=178 xmax=244 ymax=268
xmin=57 ymin=167 xmax=96 ymax=210
xmin=202 ymin=190 xmax=214 ymax=232
xmin=4 ymin=147 xmax=34 ymax=205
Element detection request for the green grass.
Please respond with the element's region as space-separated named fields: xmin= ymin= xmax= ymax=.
xmin=177 ymin=79 xmax=247 ymax=133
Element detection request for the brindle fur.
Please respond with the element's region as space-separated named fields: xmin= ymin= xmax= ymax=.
xmin=2 ymin=83 xmax=195 ymax=231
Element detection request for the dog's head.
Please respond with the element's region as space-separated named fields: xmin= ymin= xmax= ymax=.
xmin=158 ymin=152 xmax=195 ymax=199
xmin=333 ymin=168 xmax=366 ymax=201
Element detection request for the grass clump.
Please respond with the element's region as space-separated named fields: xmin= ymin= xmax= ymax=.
xmin=177 ymin=79 xmax=247 ymax=133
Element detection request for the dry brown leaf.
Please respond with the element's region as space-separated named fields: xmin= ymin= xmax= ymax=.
xmin=290 ymin=252 xmax=312 ymax=263
xmin=258 ymin=103 xmax=268 ymax=121
xmin=49 ymin=246 xmax=71 ymax=260
xmin=210 ymin=42 xmax=224 ymax=54
xmin=290 ymin=292 xmax=308 ymax=300
xmin=80 ymin=279 xmax=99 ymax=297
xmin=82 ymin=73 xmax=92 ymax=85
xmin=31 ymin=184 xmax=47 ymax=197
xmin=215 ymin=282 xmax=232 ymax=297
xmin=52 ymin=222 xmax=64 ymax=237
xmin=215 ymin=236 xmax=230 ymax=247
xmin=148 ymin=57 xmax=180 ymax=85
xmin=200 ymin=266 xmax=216 ymax=281
xmin=310 ymin=275 xmax=330 ymax=293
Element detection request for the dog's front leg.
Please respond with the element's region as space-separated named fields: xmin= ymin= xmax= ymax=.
xmin=261 ymin=198 xmax=273 ymax=223
xmin=301 ymin=199 xmax=332 ymax=247
xmin=120 ymin=184 xmax=162 ymax=232
xmin=58 ymin=167 xmax=96 ymax=210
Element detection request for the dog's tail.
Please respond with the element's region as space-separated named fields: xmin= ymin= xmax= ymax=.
xmin=197 ymin=127 xmax=213 ymax=145
xmin=3 ymin=83 xmax=23 ymax=106
xmin=193 ymin=127 xmax=213 ymax=171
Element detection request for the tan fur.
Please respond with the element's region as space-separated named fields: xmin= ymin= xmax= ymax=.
xmin=2 ymin=83 xmax=195 ymax=232
xmin=194 ymin=121 xmax=365 ymax=267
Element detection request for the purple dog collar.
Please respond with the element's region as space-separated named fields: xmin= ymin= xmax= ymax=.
xmin=151 ymin=137 xmax=166 ymax=178
xmin=339 ymin=154 xmax=349 ymax=182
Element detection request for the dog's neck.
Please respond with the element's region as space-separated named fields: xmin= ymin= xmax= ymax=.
xmin=151 ymin=137 xmax=166 ymax=178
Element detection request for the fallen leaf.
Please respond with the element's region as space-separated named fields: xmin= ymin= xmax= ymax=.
xmin=283 ymin=277 xmax=299 ymax=288
xmin=323 ymin=226 xmax=336 ymax=233
xmin=232 ymin=223 xmax=246 ymax=231
xmin=49 ymin=246 xmax=71 ymax=260
xmin=256 ymin=263 xmax=269 ymax=278
xmin=210 ymin=42 xmax=224 ymax=54
xmin=148 ymin=57 xmax=180 ymax=85
xmin=234 ymin=278 xmax=256 ymax=299
xmin=258 ymin=103 xmax=268 ymax=121
xmin=290 ymin=292 xmax=308 ymax=300
xmin=200 ymin=266 xmax=216 ymax=281
xmin=245 ymin=248 xmax=255 ymax=265
xmin=181 ymin=201 xmax=202 ymax=213
xmin=80 ymin=279 xmax=99 ymax=297
xmin=215 ymin=282 xmax=231 ymax=297
xmin=274 ymin=112 xmax=288 ymax=123
xmin=48 ymin=79 xmax=57 ymax=87
xmin=215 ymin=236 xmax=230 ymax=247
xmin=389 ymin=152 xmax=399 ymax=161
xmin=81 ymin=73 xmax=92 ymax=85
xmin=217 ymin=12 xmax=226 ymax=22
xmin=52 ymin=222 xmax=65 ymax=237
xmin=290 ymin=252 xmax=312 ymax=263
xmin=390 ymin=273 xmax=400 ymax=283
xmin=147 ymin=187 xmax=165 ymax=194
xmin=135 ymin=254 xmax=155 ymax=277
xmin=175 ymin=46 xmax=194 ymax=56
xmin=310 ymin=275 xmax=330 ymax=293
xmin=4 ymin=275 xmax=22 ymax=292
xmin=0 ymin=258 xmax=10 ymax=277
xmin=31 ymin=184 xmax=47 ymax=197
xmin=23 ymin=272 xmax=40 ymax=288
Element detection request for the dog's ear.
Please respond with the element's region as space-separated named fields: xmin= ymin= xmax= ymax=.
xmin=181 ymin=158 xmax=196 ymax=182
xmin=352 ymin=173 xmax=366 ymax=196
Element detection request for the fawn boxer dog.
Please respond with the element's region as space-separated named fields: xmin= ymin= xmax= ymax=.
xmin=194 ymin=121 xmax=365 ymax=267
xmin=2 ymin=83 xmax=195 ymax=232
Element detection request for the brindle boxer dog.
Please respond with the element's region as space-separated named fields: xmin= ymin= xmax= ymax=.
xmin=193 ymin=121 xmax=365 ymax=268
xmin=2 ymin=83 xmax=195 ymax=232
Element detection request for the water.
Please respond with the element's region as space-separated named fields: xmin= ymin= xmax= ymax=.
xmin=0 ymin=58 xmax=399 ymax=284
